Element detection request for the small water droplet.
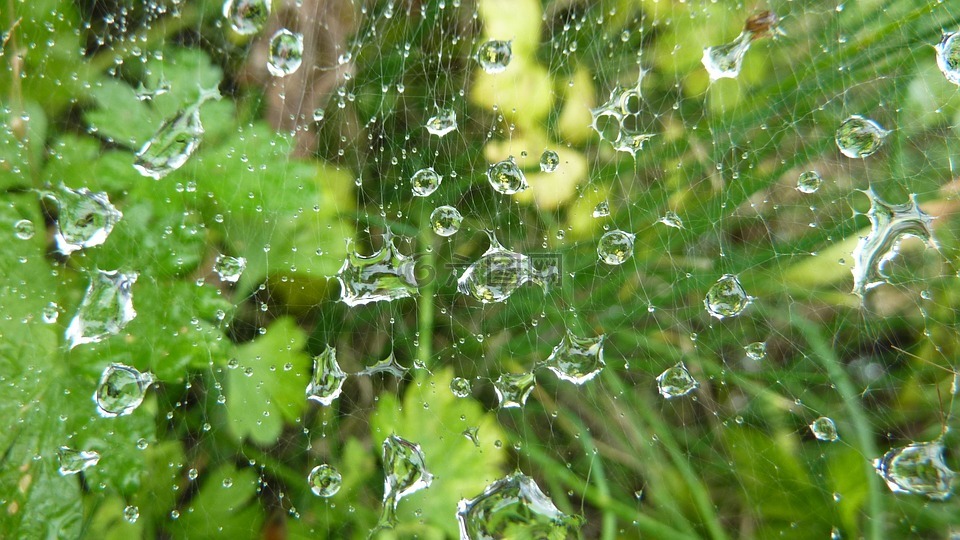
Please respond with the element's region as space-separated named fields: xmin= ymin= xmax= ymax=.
xmin=267 ymin=29 xmax=304 ymax=77
xmin=222 ymin=0 xmax=271 ymax=35
xmin=94 ymin=362 xmax=155 ymax=417
xmin=835 ymin=115 xmax=889 ymax=159
xmin=13 ymin=219 xmax=34 ymax=240
xmin=215 ymin=254 xmax=247 ymax=283
xmin=873 ymin=440 xmax=955 ymax=499
xmin=46 ymin=185 xmax=122 ymax=255
xmin=744 ymin=341 xmax=767 ymax=361
xmin=376 ymin=435 xmax=433 ymax=531
xmin=486 ymin=157 xmax=528 ymax=195
xmin=456 ymin=472 xmax=583 ymax=537
xmin=429 ymin=206 xmax=462 ymax=237
xmin=597 ymin=229 xmax=635 ymax=265
xmin=425 ymin=108 xmax=457 ymax=137
xmin=493 ymin=372 xmax=536 ymax=408
xmin=704 ymin=274 xmax=751 ymax=319
xmin=657 ymin=362 xmax=698 ymax=399
xmin=57 ymin=446 xmax=100 ymax=475
xmin=337 ymin=233 xmax=419 ymax=306
xmin=592 ymin=201 xmax=610 ymax=218
xmin=539 ymin=150 xmax=559 ymax=173
xmin=476 ymin=40 xmax=512 ymax=74
xmin=312 ymin=108 xmax=325 ymax=122
xmin=42 ymin=302 xmax=60 ymax=324
xmin=450 ymin=377 xmax=472 ymax=398
xmin=796 ymin=171 xmax=823 ymax=194
xmin=809 ymin=417 xmax=839 ymax=441
xmin=357 ymin=352 xmax=408 ymax=378
xmin=936 ymin=30 xmax=960 ymax=85
xmin=411 ymin=167 xmax=442 ymax=197
xmin=306 ymin=346 xmax=346 ymax=406
xmin=308 ymin=464 xmax=342 ymax=497
xmin=66 ymin=269 xmax=138 ymax=348
xmin=462 ymin=426 xmax=480 ymax=447
xmin=123 ymin=505 xmax=140 ymax=524
xmin=657 ymin=211 xmax=684 ymax=229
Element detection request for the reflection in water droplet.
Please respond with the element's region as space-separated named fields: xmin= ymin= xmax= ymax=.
xmin=486 ymin=157 xmax=528 ymax=195
xmin=704 ymin=274 xmax=751 ymax=319
xmin=476 ymin=40 xmax=512 ymax=74
xmin=657 ymin=362 xmax=698 ymax=399
xmin=539 ymin=150 xmax=559 ymax=173
xmin=222 ymin=0 xmax=271 ymax=35
xmin=796 ymin=171 xmax=823 ymax=194
xmin=450 ymin=377 xmax=472 ymax=398
xmin=357 ymin=352 xmax=408 ymax=378
xmin=936 ymin=31 xmax=960 ymax=85
xmin=614 ymin=130 xmax=655 ymax=156
xmin=809 ymin=417 xmax=839 ymax=442
xmin=456 ymin=472 xmax=583 ymax=539
xmin=701 ymin=11 xmax=779 ymax=81
xmin=851 ymin=189 xmax=938 ymax=298
xmin=425 ymin=108 xmax=457 ymax=137
xmin=744 ymin=341 xmax=767 ymax=361
xmin=411 ymin=167 xmax=442 ymax=197
xmin=57 ymin=446 xmax=100 ymax=475
xmin=312 ymin=108 xmax=325 ymax=122
xmin=597 ymin=229 xmax=635 ymax=265
xmin=135 ymin=89 xmax=219 ymax=179
xmin=457 ymin=234 xmax=552 ymax=303
xmin=94 ymin=363 xmax=155 ymax=417
xmin=123 ymin=505 xmax=140 ymax=524
xmin=874 ymin=441 xmax=955 ymax=500
xmin=306 ymin=346 xmax=347 ymax=406
xmin=540 ymin=329 xmax=605 ymax=385
xmin=46 ymin=185 xmax=122 ymax=255
xmin=493 ymin=372 xmax=536 ymax=409
xmin=215 ymin=254 xmax=247 ymax=283
xmin=13 ymin=219 xmax=35 ymax=240
xmin=267 ymin=29 xmax=304 ymax=77
xmin=308 ymin=464 xmax=342 ymax=497
xmin=657 ymin=211 xmax=684 ymax=229
xmin=42 ymin=302 xmax=60 ymax=324
xmin=336 ymin=234 xmax=419 ymax=306
xmin=376 ymin=435 xmax=433 ymax=531
xmin=835 ymin=115 xmax=889 ymax=159
xmin=429 ymin=206 xmax=462 ymax=237
xmin=66 ymin=269 xmax=138 ymax=349
xmin=462 ymin=427 xmax=480 ymax=447
xmin=592 ymin=201 xmax=610 ymax=218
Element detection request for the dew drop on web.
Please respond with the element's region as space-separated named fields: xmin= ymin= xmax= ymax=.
xmin=57 ymin=446 xmax=100 ymax=476
xmin=809 ymin=416 xmax=839 ymax=442
xmin=267 ymin=29 xmax=304 ymax=77
xmin=94 ymin=362 xmax=155 ymax=418
xmin=66 ymin=269 xmax=138 ymax=349
xmin=704 ymin=274 xmax=751 ymax=319
xmin=476 ymin=39 xmax=512 ymax=74
xmin=656 ymin=362 xmax=698 ymax=399
xmin=308 ymin=464 xmax=342 ymax=498
xmin=456 ymin=472 xmax=583 ymax=538
xmin=835 ymin=115 xmax=889 ymax=159
xmin=597 ymin=229 xmax=635 ymax=265
xmin=222 ymin=0 xmax=271 ymax=35
xmin=411 ymin=167 xmax=442 ymax=197
xmin=306 ymin=345 xmax=347 ymax=406
xmin=429 ymin=205 xmax=462 ymax=237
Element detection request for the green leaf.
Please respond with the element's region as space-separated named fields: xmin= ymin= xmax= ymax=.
xmin=0 ymin=101 xmax=47 ymax=190
xmin=166 ymin=464 xmax=264 ymax=539
xmin=370 ymin=368 xmax=508 ymax=538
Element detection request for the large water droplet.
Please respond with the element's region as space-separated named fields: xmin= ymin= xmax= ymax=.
xmin=377 ymin=435 xmax=433 ymax=530
xmin=306 ymin=345 xmax=346 ymax=406
xmin=411 ymin=167 xmax=442 ymax=197
xmin=704 ymin=274 xmax=751 ymax=319
xmin=429 ymin=205 xmax=462 ymax=237
xmin=476 ymin=40 xmax=512 ymax=74
xmin=46 ymin=185 xmax=122 ymax=255
xmin=540 ymin=329 xmax=605 ymax=385
xmin=486 ymin=157 xmax=528 ymax=195
xmin=425 ymin=108 xmax=457 ymax=137
xmin=94 ymin=362 xmax=155 ymax=417
xmin=222 ymin=0 xmax=271 ymax=35
xmin=267 ymin=29 xmax=304 ymax=77
xmin=835 ymin=115 xmax=889 ymax=159
xmin=539 ymin=150 xmax=559 ymax=173
xmin=57 ymin=446 xmax=101 ymax=475
xmin=936 ymin=31 xmax=960 ymax=85
xmin=657 ymin=362 xmax=698 ymax=399
xmin=336 ymin=233 xmax=419 ymax=306
xmin=851 ymin=189 xmax=937 ymax=297
xmin=214 ymin=254 xmax=247 ymax=283
xmin=308 ymin=464 xmax=342 ymax=497
xmin=874 ymin=441 xmax=955 ymax=500
xmin=744 ymin=341 xmax=767 ymax=361
xmin=701 ymin=11 xmax=779 ymax=81
xmin=597 ymin=229 xmax=635 ymax=265
xmin=134 ymin=89 xmax=219 ymax=179
xmin=457 ymin=234 xmax=546 ymax=303
xmin=450 ymin=377 xmax=472 ymax=398
xmin=592 ymin=201 xmax=610 ymax=218
xmin=13 ymin=219 xmax=35 ymax=240
xmin=456 ymin=472 xmax=583 ymax=539
xmin=796 ymin=171 xmax=823 ymax=194
xmin=809 ymin=417 xmax=839 ymax=442
xmin=66 ymin=269 xmax=138 ymax=349
xmin=493 ymin=372 xmax=536 ymax=409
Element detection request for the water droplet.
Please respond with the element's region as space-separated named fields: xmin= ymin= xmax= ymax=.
xmin=13 ymin=219 xmax=34 ymax=240
xmin=123 ymin=505 xmax=140 ymax=524
xmin=657 ymin=211 xmax=684 ymax=229
xmin=744 ymin=341 xmax=767 ymax=361
xmin=493 ymin=372 xmax=536 ymax=408
xmin=592 ymin=201 xmax=610 ymax=218
xmin=462 ymin=427 xmax=480 ymax=447
xmin=450 ymin=377 xmax=472 ymax=398
xmin=308 ymin=464 xmax=342 ymax=497
xmin=809 ymin=417 xmax=839 ymax=442
xmin=377 ymin=435 xmax=433 ymax=530
xmin=540 ymin=329 xmax=605 ymax=385
xmin=46 ymin=185 xmax=122 ymax=255
xmin=66 ymin=269 xmax=138 ymax=349
xmin=134 ymin=79 xmax=170 ymax=102
xmin=486 ymin=157 xmax=528 ymax=195
xmin=136 ymin=438 xmax=149 ymax=450
xmin=357 ymin=352 xmax=408 ymax=378
xmin=539 ymin=150 xmax=559 ymax=173
xmin=476 ymin=40 xmax=512 ymax=74
xmin=312 ymin=108 xmax=325 ymax=122
xmin=42 ymin=302 xmax=60 ymax=324
xmin=614 ymin=130 xmax=655 ymax=156
xmin=267 ymin=29 xmax=304 ymax=77
xmin=94 ymin=363 xmax=155 ymax=417
xmin=851 ymin=189 xmax=938 ymax=297
xmin=57 ymin=446 xmax=100 ymax=475
xmin=215 ymin=254 xmax=247 ymax=283
xmin=411 ymin=167 xmax=442 ymax=197
xmin=835 ymin=115 xmax=889 ymax=159
xmin=429 ymin=205 xmax=462 ymax=237
xmin=457 ymin=472 xmax=583 ymax=538
xmin=936 ymin=31 xmax=960 ymax=85
xmin=597 ymin=229 xmax=635 ymax=265
xmin=704 ymin=274 xmax=751 ymax=319
xmin=656 ymin=362 xmax=698 ymax=399
xmin=134 ymin=89 xmax=219 ymax=179
xmin=425 ymin=108 xmax=457 ymax=137
xmin=874 ymin=440 xmax=955 ymax=499
xmin=306 ymin=345 xmax=346 ymax=406
xmin=336 ymin=233 xmax=419 ymax=306
xmin=457 ymin=234 xmax=544 ymax=303
xmin=701 ymin=11 xmax=779 ymax=81
xmin=796 ymin=171 xmax=823 ymax=194
xmin=222 ymin=0 xmax=270 ymax=35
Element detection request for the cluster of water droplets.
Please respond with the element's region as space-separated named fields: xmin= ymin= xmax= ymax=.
xmin=589 ymin=78 xmax=657 ymax=158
